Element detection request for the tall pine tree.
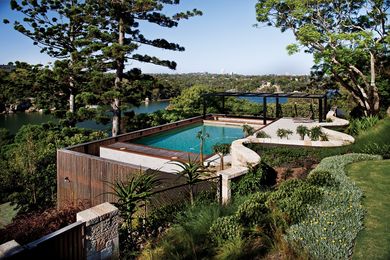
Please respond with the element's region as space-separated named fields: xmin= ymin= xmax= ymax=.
xmin=86 ymin=0 xmax=202 ymax=136
xmin=5 ymin=0 xmax=92 ymax=113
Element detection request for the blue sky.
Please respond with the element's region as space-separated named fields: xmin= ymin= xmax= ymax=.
xmin=0 ymin=0 xmax=314 ymax=75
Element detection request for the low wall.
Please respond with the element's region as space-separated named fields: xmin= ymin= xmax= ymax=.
xmin=0 ymin=203 xmax=119 ymax=260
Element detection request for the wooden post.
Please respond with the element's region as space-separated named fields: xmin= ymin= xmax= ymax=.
xmin=319 ymin=98 xmax=323 ymax=122
xmin=324 ymin=95 xmax=328 ymax=120
xmin=203 ymin=96 xmax=206 ymax=119
xmin=222 ymin=95 xmax=225 ymax=114
xmin=263 ymin=96 xmax=267 ymax=125
xmin=276 ymin=96 xmax=279 ymax=118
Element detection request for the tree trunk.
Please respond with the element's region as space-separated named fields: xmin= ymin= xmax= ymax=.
xmin=369 ymin=51 xmax=380 ymax=115
xmin=189 ymin=185 xmax=194 ymax=205
xmin=113 ymin=10 xmax=125 ymax=137
xmin=199 ymin=141 xmax=204 ymax=165
xmin=69 ymin=85 xmax=75 ymax=113
xmin=112 ymin=98 xmax=121 ymax=137
xmin=69 ymin=6 xmax=76 ymax=114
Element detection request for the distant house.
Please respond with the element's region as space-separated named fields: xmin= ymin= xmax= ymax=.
xmin=0 ymin=64 xmax=16 ymax=72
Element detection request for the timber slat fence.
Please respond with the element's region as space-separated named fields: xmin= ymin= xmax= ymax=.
xmin=57 ymin=116 xmax=204 ymax=208
xmin=9 ymin=221 xmax=85 ymax=260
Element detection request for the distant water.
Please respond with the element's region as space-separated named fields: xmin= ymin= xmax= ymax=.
xmin=0 ymin=101 xmax=169 ymax=134
xmin=239 ymin=96 xmax=288 ymax=104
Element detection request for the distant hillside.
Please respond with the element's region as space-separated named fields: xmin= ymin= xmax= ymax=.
xmin=153 ymin=73 xmax=318 ymax=93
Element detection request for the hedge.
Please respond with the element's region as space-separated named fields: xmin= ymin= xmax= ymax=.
xmin=285 ymin=154 xmax=382 ymax=259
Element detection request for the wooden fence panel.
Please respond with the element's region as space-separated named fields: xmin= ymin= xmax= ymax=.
xmin=10 ymin=221 xmax=85 ymax=260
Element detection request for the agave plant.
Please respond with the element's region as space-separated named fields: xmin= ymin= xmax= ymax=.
xmin=169 ymin=157 xmax=204 ymax=205
xmin=107 ymin=173 xmax=160 ymax=229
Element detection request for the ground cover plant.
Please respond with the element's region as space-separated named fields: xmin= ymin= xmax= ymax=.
xmin=347 ymin=160 xmax=390 ymax=260
xmin=285 ymin=154 xmax=382 ymax=259
xmin=0 ymin=202 xmax=17 ymax=229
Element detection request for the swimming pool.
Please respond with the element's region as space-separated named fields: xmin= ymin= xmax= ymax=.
xmin=132 ymin=123 xmax=244 ymax=156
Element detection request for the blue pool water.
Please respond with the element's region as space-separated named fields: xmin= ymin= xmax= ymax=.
xmin=133 ymin=123 xmax=244 ymax=156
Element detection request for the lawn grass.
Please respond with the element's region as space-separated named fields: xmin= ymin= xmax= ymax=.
xmin=347 ymin=160 xmax=390 ymax=260
xmin=0 ymin=202 xmax=17 ymax=229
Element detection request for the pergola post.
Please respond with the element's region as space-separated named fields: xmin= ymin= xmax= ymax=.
xmin=221 ymin=95 xmax=225 ymax=114
xmin=319 ymin=98 xmax=323 ymax=122
xmin=276 ymin=96 xmax=279 ymax=118
xmin=324 ymin=95 xmax=328 ymax=120
xmin=263 ymin=96 xmax=267 ymax=125
xmin=202 ymin=96 xmax=206 ymax=119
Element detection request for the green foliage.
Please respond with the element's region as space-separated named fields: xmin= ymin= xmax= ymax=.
xmin=212 ymin=143 xmax=230 ymax=170
xmin=242 ymin=124 xmax=255 ymax=137
xmin=0 ymin=128 xmax=12 ymax=148
xmin=232 ymin=163 xmax=275 ymax=196
xmin=256 ymin=0 xmax=389 ymax=115
xmin=256 ymin=130 xmax=270 ymax=138
xmin=308 ymin=126 xmax=325 ymax=141
xmin=236 ymin=192 xmax=269 ymax=227
xmin=0 ymin=124 xmax=107 ymax=213
xmin=296 ymin=125 xmax=309 ymax=140
xmin=347 ymin=116 xmax=380 ymax=136
xmin=143 ymin=201 xmax=233 ymax=259
xmin=285 ymin=154 xmax=382 ymax=259
xmin=307 ymin=170 xmax=339 ymax=188
xmin=360 ymin=143 xmax=390 ymax=159
xmin=109 ymin=173 xmax=160 ymax=229
xmin=170 ymin=84 xmax=215 ymax=115
xmin=276 ymin=128 xmax=293 ymax=139
xmin=169 ymin=157 xmax=204 ymax=205
xmin=209 ymin=215 xmax=242 ymax=244
xmin=267 ymin=179 xmax=323 ymax=224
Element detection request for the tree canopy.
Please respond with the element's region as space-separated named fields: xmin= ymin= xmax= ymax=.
xmin=5 ymin=0 xmax=93 ymax=113
xmin=85 ymin=0 xmax=202 ymax=136
xmin=256 ymin=0 xmax=390 ymax=115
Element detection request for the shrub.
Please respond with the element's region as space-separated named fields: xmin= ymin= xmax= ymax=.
xmin=242 ymin=124 xmax=255 ymax=137
xmin=267 ymin=179 xmax=323 ymax=224
xmin=347 ymin=116 xmax=380 ymax=136
xmin=360 ymin=143 xmax=390 ymax=159
xmin=232 ymin=163 xmax=276 ymax=196
xmin=285 ymin=154 xmax=382 ymax=259
xmin=0 ymin=205 xmax=84 ymax=245
xmin=319 ymin=132 xmax=328 ymax=141
xmin=277 ymin=128 xmax=293 ymax=139
xmin=236 ymin=192 xmax=269 ymax=227
xmin=309 ymin=126 xmax=322 ymax=141
xmin=209 ymin=215 xmax=242 ymax=244
xmin=307 ymin=170 xmax=338 ymax=188
xmin=296 ymin=125 xmax=309 ymax=140
xmin=256 ymin=131 xmax=270 ymax=138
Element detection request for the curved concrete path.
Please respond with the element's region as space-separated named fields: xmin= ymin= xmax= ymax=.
xmin=219 ymin=114 xmax=354 ymax=203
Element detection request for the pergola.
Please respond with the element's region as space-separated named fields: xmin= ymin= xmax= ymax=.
xmin=202 ymin=92 xmax=328 ymax=125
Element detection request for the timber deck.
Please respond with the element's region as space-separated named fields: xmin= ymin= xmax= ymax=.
xmin=104 ymin=142 xmax=202 ymax=162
